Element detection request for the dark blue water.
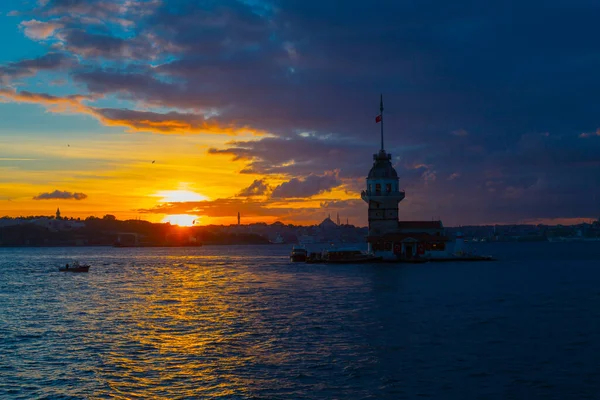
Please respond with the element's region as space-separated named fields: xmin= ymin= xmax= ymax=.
xmin=1 ymin=242 xmax=599 ymax=399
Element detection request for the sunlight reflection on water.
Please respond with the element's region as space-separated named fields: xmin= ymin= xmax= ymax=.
xmin=1 ymin=243 xmax=600 ymax=399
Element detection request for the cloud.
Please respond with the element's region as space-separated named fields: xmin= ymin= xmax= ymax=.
xmin=33 ymin=190 xmax=88 ymax=200
xmin=72 ymin=69 xmax=182 ymax=100
xmin=271 ymin=173 xmax=341 ymax=198
xmin=91 ymin=107 xmax=263 ymax=135
xmin=19 ymin=19 xmax=64 ymax=39
xmin=208 ymin=134 xmax=373 ymax=178
xmin=421 ymin=169 xmax=437 ymax=184
xmin=5 ymin=0 xmax=600 ymax=141
xmin=40 ymin=0 xmax=160 ymax=26
xmin=237 ymin=179 xmax=270 ymax=197
xmin=57 ymin=29 xmax=158 ymax=59
xmin=0 ymin=53 xmax=76 ymax=82
xmin=319 ymin=199 xmax=364 ymax=208
xmin=0 ymin=89 xmax=92 ymax=114
xmin=0 ymin=89 xmax=260 ymax=135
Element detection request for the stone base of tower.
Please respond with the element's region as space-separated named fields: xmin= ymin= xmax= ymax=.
xmin=367 ymin=221 xmax=455 ymax=262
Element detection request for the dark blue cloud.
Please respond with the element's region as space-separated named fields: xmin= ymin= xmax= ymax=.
xmin=271 ymin=173 xmax=341 ymax=198
xmin=59 ymin=29 xmax=151 ymax=59
xmin=237 ymin=179 xmax=271 ymax=197
xmin=0 ymin=52 xmax=75 ymax=82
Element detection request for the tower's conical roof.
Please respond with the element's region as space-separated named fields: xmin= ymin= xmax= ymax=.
xmin=368 ymin=150 xmax=398 ymax=179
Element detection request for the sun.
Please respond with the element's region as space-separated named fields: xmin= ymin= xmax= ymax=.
xmin=162 ymin=214 xmax=198 ymax=227
xmin=156 ymin=190 xmax=208 ymax=203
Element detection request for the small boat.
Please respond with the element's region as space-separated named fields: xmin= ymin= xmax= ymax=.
xmin=290 ymin=246 xmax=308 ymax=262
xmin=307 ymin=247 xmax=382 ymax=264
xmin=59 ymin=261 xmax=90 ymax=272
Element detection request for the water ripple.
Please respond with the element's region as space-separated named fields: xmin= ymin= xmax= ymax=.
xmin=1 ymin=243 xmax=600 ymax=399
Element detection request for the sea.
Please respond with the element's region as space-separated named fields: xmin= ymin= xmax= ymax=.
xmin=1 ymin=242 xmax=599 ymax=399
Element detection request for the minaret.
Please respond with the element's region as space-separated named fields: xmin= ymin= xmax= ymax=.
xmin=361 ymin=95 xmax=405 ymax=251
xmin=56 ymin=207 xmax=61 ymax=220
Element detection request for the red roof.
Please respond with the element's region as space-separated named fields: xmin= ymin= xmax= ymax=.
xmin=398 ymin=220 xmax=443 ymax=230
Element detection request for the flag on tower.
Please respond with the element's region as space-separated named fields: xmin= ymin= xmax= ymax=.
xmin=375 ymin=114 xmax=382 ymax=123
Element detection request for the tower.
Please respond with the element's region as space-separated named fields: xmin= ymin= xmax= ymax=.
xmin=361 ymin=95 xmax=405 ymax=248
xmin=56 ymin=207 xmax=61 ymax=220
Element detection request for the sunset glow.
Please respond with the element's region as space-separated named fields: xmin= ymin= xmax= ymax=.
xmin=156 ymin=190 xmax=208 ymax=203
xmin=162 ymin=214 xmax=198 ymax=227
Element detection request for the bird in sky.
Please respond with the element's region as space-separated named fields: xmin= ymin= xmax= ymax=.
xmin=152 ymin=160 xmax=155 ymax=164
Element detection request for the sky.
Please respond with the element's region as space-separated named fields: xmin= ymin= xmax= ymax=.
xmin=1 ymin=0 xmax=599 ymax=227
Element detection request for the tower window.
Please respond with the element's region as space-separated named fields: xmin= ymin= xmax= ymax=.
xmin=375 ymin=183 xmax=381 ymax=193
xmin=386 ymin=183 xmax=391 ymax=193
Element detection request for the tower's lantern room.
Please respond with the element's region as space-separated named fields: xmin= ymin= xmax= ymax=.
xmin=368 ymin=149 xmax=400 ymax=193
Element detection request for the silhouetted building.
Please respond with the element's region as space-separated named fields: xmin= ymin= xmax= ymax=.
xmin=361 ymin=96 xmax=450 ymax=260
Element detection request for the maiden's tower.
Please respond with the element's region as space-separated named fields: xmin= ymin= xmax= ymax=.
xmin=361 ymin=96 xmax=451 ymax=261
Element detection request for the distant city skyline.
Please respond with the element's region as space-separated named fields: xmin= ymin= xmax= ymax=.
xmin=1 ymin=0 xmax=599 ymax=226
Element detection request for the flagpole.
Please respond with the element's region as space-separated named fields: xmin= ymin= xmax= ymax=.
xmin=380 ymin=94 xmax=384 ymax=151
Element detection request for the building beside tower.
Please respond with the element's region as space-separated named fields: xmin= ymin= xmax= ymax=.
xmin=361 ymin=96 xmax=451 ymax=261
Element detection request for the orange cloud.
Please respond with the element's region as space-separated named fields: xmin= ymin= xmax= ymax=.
xmin=91 ymin=107 xmax=266 ymax=136
xmin=0 ymin=89 xmax=92 ymax=114
xmin=19 ymin=20 xmax=64 ymax=40
xmin=0 ymin=89 xmax=265 ymax=136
